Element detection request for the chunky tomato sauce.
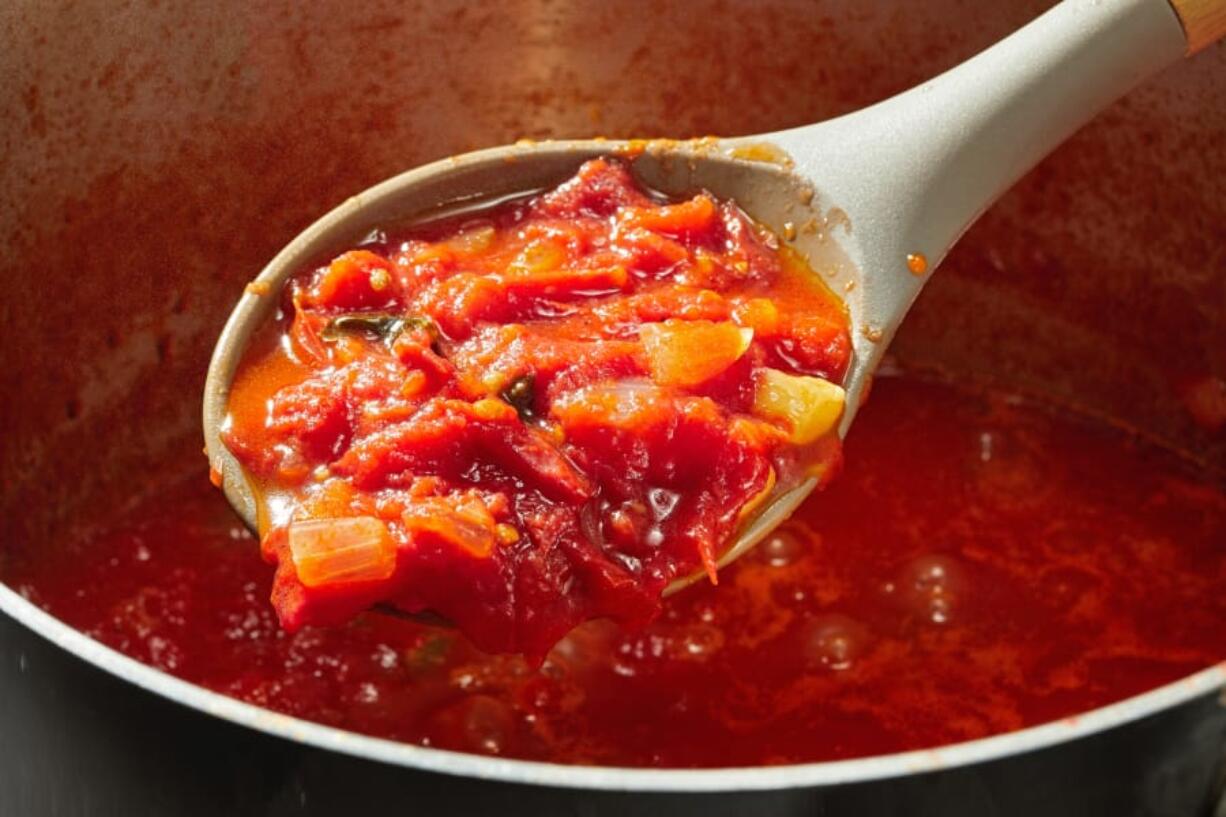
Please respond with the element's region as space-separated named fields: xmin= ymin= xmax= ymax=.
xmin=222 ymin=158 xmax=851 ymax=658
xmin=6 ymin=376 xmax=1225 ymax=766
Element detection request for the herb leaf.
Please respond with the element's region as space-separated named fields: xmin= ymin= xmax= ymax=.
xmin=502 ymin=374 xmax=536 ymax=421
xmin=321 ymin=313 xmax=406 ymax=343
xmin=402 ymin=315 xmax=440 ymax=341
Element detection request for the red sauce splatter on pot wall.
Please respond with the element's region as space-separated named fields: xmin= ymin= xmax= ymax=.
xmin=5 ymin=376 xmax=1226 ymax=767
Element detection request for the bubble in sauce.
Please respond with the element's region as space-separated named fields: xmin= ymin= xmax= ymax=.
xmin=429 ymin=694 xmax=516 ymax=756
xmin=968 ymin=427 xmax=1050 ymax=509
xmin=893 ymin=554 xmax=967 ymax=625
xmin=757 ymin=528 xmax=806 ymax=567
xmin=647 ymin=486 xmax=681 ymax=520
xmin=801 ymin=614 xmax=871 ymax=671
xmin=616 ymin=622 xmax=726 ymax=666
xmin=676 ymin=623 xmax=725 ymax=659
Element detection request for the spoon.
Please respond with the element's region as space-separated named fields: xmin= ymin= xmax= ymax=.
xmin=203 ymin=0 xmax=1222 ymax=598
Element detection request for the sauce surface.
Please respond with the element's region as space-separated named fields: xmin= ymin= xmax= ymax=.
xmin=222 ymin=158 xmax=850 ymax=658
xmin=6 ymin=376 xmax=1226 ymax=767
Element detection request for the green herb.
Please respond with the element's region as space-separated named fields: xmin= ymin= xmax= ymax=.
xmin=402 ymin=315 xmax=440 ymax=341
xmin=321 ymin=313 xmax=406 ymax=343
xmin=502 ymin=374 xmax=536 ymax=421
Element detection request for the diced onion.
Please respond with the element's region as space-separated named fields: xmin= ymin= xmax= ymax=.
xmin=288 ymin=516 xmax=397 ymax=588
xmin=509 ymin=239 xmax=565 ymax=274
xmin=402 ymin=498 xmax=498 ymax=558
xmin=448 ymin=225 xmax=496 ymax=255
xmin=752 ymin=368 xmax=845 ymax=444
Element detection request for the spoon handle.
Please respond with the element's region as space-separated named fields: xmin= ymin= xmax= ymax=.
xmin=1169 ymin=0 xmax=1226 ymax=51
xmin=776 ymin=0 xmax=1189 ymax=272
xmin=766 ymin=0 xmax=1201 ymax=421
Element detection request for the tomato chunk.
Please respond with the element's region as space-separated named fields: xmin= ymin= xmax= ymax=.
xmin=639 ymin=319 xmax=753 ymax=387
xmin=308 ymin=250 xmax=399 ymax=310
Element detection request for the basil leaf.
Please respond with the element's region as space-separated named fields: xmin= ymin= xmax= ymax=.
xmin=321 ymin=313 xmax=406 ymax=343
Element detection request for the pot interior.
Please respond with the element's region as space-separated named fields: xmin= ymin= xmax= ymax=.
xmin=1 ymin=0 xmax=1223 ymax=772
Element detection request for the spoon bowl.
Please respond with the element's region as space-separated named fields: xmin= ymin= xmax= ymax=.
xmin=204 ymin=0 xmax=1218 ymax=598
xmin=205 ymin=140 xmax=844 ymax=594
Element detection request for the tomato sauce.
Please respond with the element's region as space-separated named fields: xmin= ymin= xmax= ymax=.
xmin=222 ymin=158 xmax=851 ymax=658
xmin=5 ymin=375 xmax=1225 ymax=767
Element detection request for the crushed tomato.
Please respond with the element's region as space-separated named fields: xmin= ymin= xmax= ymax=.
xmin=222 ymin=158 xmax=852 ymax=658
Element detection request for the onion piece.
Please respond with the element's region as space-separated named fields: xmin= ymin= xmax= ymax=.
xmin=752 ymin=368 xmax=845 ymax=444
xmin=402 ymin=497 xmax=499 ymax=558
xmin=288 ymin=516 xmax=397 ymax=588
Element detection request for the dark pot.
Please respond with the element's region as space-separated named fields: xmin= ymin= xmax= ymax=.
xmin=2 ymin=1 xmax=1223 ymax=813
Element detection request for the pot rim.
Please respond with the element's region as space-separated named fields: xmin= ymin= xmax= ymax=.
xmin=3 ymin=582 xmax=1223 ymax=791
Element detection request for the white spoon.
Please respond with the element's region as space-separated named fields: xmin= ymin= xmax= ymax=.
xmin=203 ymin=0 xmax=1223 ymax=595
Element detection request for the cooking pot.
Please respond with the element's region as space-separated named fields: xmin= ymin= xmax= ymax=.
xmin=1 ymin=0 xmax=1224 ymax=813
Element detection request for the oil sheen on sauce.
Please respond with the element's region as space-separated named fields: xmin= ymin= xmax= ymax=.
xmin=4 ymin=375 xmax=1225 ymax=767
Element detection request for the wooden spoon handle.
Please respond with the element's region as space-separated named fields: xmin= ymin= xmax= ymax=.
xmin=1167 ymin=0 xmax=1226 ymax=51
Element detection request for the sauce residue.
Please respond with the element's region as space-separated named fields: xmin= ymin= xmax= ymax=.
xmin=906 ymin=252 xmax=928 ymax=276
